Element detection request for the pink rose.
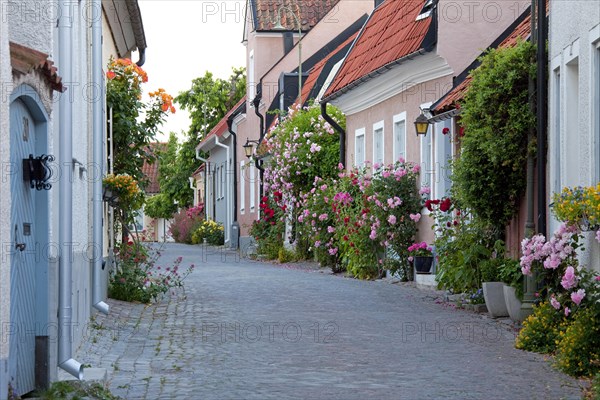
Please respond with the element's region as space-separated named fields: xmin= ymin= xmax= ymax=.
xmin=570 ymin=289 xmax=586 ymax=306
xmin=550 ymin=296 xmax=560 ymax=310
xmin=561 ymin=266 xmax=578 ymax=290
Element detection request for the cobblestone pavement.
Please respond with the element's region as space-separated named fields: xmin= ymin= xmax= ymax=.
xmin=77 ymin=243 xmax=584 ymax=400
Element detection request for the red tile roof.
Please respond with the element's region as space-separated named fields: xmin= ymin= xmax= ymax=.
xmin=252 ymin=0 xmax=340 ymax=31
xmin=142 ymin=143 xmax=167 ymax=194
xmin=433 ymin=11 xmax=532 ymax=114
xmin=197 ymin=96 xmax=247 ymax=149
xmin=10 ymin=41 xmax=65 ymax=92
xmin=266 ymin=32 xmax=358 ymax=131
xmin=324 ymin=0 xmax=433 ymax=99
xmin=298 ymin=32 xmax=358 ymax=105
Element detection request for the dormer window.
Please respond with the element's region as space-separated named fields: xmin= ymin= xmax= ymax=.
xmin=416 ymin=0 xmax=437 ymax=21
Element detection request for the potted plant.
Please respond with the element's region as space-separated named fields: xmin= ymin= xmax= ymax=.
xmin=480 ymin=246 xmax=509 ymax=318
xmin=408 ymin=241 xmax=434 ymax=274
xmin=498 ymin=257 xmax=525 ymax=321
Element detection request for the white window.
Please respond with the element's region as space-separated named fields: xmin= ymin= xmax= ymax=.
xmin=355 ymin=127 xmax=365 ymax=167
xmin=433 ymin=120 xmax=453 ymax=198
xmin=553 ymin=67 xmax=562 ymax=192
xmin=220 ymin=163 xmax=225 ymax=199
xmin=593 ymin=38 xmax=600 ymax=182
xmin=249 ymin=162 xmax=256 ymax=211
xmin=421 ymin=127 xmax=433 ymax=189
xmin=373 ymin=121 xmax=384 ymax=169
xmin=240 ymin=160 xmax=245 ymax=214
xmin=565 ymin=54 xmax=580 ymax=186
xmin=393 ymin=112 xmax=406 ymax=162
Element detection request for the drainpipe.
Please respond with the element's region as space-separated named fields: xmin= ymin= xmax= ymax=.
xmin=135 ymin=48 xmax=146 ymax=67
xmin=226 ymin=117 xmax=240 ymax=248
xmin=214 ymin=136 xmax=230 ymax=243
xmin=320 ymin=102 xmax=346 ymax=167
xmin=536 ymin=0 xmax=547 ymax=237
xmin=58 ymin=0 xmax=83 ymax=379
xmin=226 ymin=117 xmax=238 ymax=221
xmin=521 ymin=2 xmax=537 ymax=316
xmin=252 ymin=94 xmax=264 ymax=199
xmin=91 ymin=0 xmax=109 ymax=315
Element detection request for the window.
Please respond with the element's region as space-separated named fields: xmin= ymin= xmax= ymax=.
xmin=355 ymin=127 xmax=365 ymax=167
xmin=393 ymin=112 xmax=406 ymax=162
xmin=553 ymin=67 xmax=561 ymax=192
xmin=373 ymin=121 xmax=384 ymax=168
xmin=433 ymin=120 xmax=453 ymax=198
xmin=240 ymin=160 xmax=245 ymax=214
xmin=565 ymin=55 xmax=580 ymax=185
xmin=249 ymin=162 xmax=255 ymax=211
xmin=593 ymin=39 xmax=600 ymax=181
xmin=421 ymin=127 xmax=432 ymax=189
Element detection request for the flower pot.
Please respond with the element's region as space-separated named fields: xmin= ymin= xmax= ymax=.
xmin=482 ymin=282 xmax=509 ymax=318
xmin=503 ymin=285 xmax=524 ymax=322
xmin=414 ymin=256 xmax=433 ymax=274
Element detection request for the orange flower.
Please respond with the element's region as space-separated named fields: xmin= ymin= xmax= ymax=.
xmin=170 ymin=106 xmax=176 ymax=114
xmin=161 ymin=103 xmax=168 ymax=112
xmin=106 ymin=70 xmax=116 ymax=80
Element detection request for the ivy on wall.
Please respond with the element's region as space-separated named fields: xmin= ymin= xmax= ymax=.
xmin=451 ymin=40 xmax=536 ymax=229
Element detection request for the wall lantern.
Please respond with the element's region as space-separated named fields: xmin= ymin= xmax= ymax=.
xmin=102 ymin=186 xmax=119 ymax=206
xmin=23 ymin=154 xmax=54 ymax=190
xmin=243 ymin=139 xmax=260 ymax=158
xmin=414 ymin=113 xmax=430 ymax=137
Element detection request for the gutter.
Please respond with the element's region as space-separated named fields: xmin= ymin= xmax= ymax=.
xmin=320 ymin=102 xmax=346 ymax=167
xmin=322 ymin=48 xmax=429 ymax=103
xmin=91 ymin=0 xmax=109 ymax=315
xmin=124 ymin=0 xmax=147 ymax=64
xmin=58 ymin=0 xmax=83 ymax=379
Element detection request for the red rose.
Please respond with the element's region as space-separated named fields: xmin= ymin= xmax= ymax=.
xmin=425 ymin=199 xmax=433 ymax=211
xmin=440 ymin=198 xmax=451 ymax=212
xmin=442 ymin=127 xmax=450 ymax=135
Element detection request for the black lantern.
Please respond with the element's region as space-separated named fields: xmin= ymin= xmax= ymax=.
xmin=102 ymin=185 xmax=119 ymax=205
xmin=243 ymin=139 xmax=259 ymax=158
xmin=414 ymin=113 xmax=430 ymax=136
xmin=23 ymin=154 xmax=54 ymax=190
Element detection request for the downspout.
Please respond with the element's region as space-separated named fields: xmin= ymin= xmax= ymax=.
xmin=521 ymin=2 xmax=537 ymax=316
xmin=252 ymin=94 xmax=264 ymax=199
xmin=58 ymin=0 xmax=83 ymax=379
xmin=536 ymin=0 xmax=547 ymax=237
xmin=226 ymin=117 xmax=238 ymax=221
xmin=320 ymin=102 xmax=346 ymax=167
xmin=227 ymin=116 xmax=240 ymax=248
xmin=214 ymin=136 xmax=230 ymax=243
xmin=135 ymin=48 xmax=146 ymax=67
xmin=92 ymin=0 xmax=109 ymax=315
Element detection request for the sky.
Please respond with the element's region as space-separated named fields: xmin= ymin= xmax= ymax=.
xmin=135 ymin=1 xmax=247 ymax=141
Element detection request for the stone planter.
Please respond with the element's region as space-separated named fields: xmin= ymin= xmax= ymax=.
xmin=503 ymin=285 xmax=525 ymax=322
xmin=414 ymin=256 xmax=433 ymax=274
xmin=482 ymin=282 xmax=509 ymax=318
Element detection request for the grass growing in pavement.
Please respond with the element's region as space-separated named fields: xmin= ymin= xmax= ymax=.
xmin=29 ymin=381 xmax=122 ymax=400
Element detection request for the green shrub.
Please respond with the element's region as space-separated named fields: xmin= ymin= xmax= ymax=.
xmin=452 ymin=40 xmax=536 ymax=229
xmin=555 ymin=306 xmax=600 ymax=377
xmin=515 ymin=301 xmax=567 ymax=354
xmin=191 ymin=219 xmax=225 ymax=246
xmin=108 ymin=241 xmax=193 ymax=303
xmin=278 ymin=247 xmax=297 ymax=263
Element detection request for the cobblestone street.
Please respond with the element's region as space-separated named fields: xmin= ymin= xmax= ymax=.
xmin=76 ymin=243 xmax=583 ymax=399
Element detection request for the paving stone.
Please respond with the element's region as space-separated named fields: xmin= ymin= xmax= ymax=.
xmin=74 ymin=243 xmax=583 ymax=400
